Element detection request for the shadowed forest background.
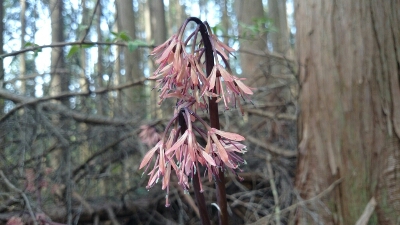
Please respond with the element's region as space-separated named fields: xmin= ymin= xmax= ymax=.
xmin=0 ymin=0 xmax=399 ymax=224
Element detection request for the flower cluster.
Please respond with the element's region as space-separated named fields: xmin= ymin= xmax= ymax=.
xmin=139 ymin=19 xmax=252 ymax=207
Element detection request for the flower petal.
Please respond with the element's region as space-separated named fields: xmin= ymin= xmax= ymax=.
xmin=218 ymin=65 xmax=233 ymax=82
xmin=201 ymin=151 xmax=216 ymax=166
xmin=208 ymin=66 xmax=217 ymax=91
xmin=235 ymin=79 xmax=253 ymax=95
xmin=166 ymin=130 xmax=188 ymax=153
xmin=210 ymin=134 xmax=229 ymax=163
xmin=212 ymin=128 xmax=245 ymax=141
xmin=139 ymin=141 xmax=161 ymax=169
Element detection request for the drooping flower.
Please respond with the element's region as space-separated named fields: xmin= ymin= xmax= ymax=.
xmin=139 ymin=125 xmax=161 ymax=147
xmin=140 ymin=18 xmax=252 ymax=207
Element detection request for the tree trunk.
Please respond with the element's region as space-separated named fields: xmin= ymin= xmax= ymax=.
xmin=19 ymin=0 xmax=26 ymax=94
xmin=49 ymin=0 xmax=68 ymax=103
xmin=295 ymin=1 xmax=400 ymax=224
xmin=96 ymin=0 xmax=106 ymax=116
xmin=49 ymin=1 xmax=73 ymax=224
xmin=235 ymin=0 xmax=267 ymax=87
xmin=115 ymin=0 xmax=144 ymax=115
xmin=0 ymin=0 xmax=4 ymax=115
xmin=148 ymin=0 xmax=167 ymax=119
xmin=268 ymin=0 xmax=290 ymax=56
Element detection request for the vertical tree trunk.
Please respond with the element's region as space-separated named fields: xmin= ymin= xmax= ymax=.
xmin=220 ymin=0 xmax=230 ymax=44
xmin=115 ymin=0 xmax=144 ymax=115
xmin=49 ymin=0 xmax=68 ymax=102
xmin=0 ymin=0 xmax=5 ymax=114
xmin=235 ymin=0 xmax=267 ymax=87
xmin=268 ymin=0 xmax=290 ymax=56
xmin=96 ymin=0 xmax=106 ymax=116
xmin=148 ymin=0 xmax=167 ymax=119
xmin=49 ymin=1 xmax=72 ymax=224
xmin=295 ymin=1 xmax=400 ymax=224
xmin=20 ymin=0 xmax=26 ymax=94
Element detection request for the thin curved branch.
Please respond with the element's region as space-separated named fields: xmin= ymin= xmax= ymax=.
xmin=0 ymin=79 xmax=146 ymax=124
xmin=0 ymin=41 xmax=154 ymax=59
xmin=0 ymin=171 xmax=38 ymax=225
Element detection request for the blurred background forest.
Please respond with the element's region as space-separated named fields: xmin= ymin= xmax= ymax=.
xmin=1 ymin=0 xmax=399 ymax=225
xmin=0 ymin=0 xmax=298 ymax=224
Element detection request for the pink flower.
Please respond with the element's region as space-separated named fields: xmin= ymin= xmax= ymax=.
xmin=139 ymin=125 xmax=161 ymax=147
xmin=140 ymin=19 xmax=251 ymax=207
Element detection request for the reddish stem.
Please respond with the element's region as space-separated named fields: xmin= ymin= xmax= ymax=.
xmin=187 ymin=17 xmax=229 ymax=225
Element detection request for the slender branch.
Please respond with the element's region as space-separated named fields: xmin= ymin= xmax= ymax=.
xmin=0 ymin=41 xmax=153 ymax=59
xmin=266 ymin=154 xmax=280 ymax=225
xmin=0 ymin=171 xmax=38 ymax=225
xmin=0 ymin=79 xmax=146 ymax=124
xmin=80 ymin=0 xmax=100 ymax=42
xmin=244 ymin=108 xmax=296 ymax=121
xmin=248 ymin=178 xmax=343 ymax=225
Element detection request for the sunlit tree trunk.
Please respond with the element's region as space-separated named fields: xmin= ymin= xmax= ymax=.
xmin=268 ymin=0 xmax=290 ymax=56
xmin=115 ymin=0 xmax=144 ymax=115
xmin=19 ymin=0 xmax=26 ymax=94
xmin=220 ymin=0 xmax=231 ymax=44
xmin=295 ymin=1 xmax=400 ymax=224
xmin=168 ymin=0 xmax=187 ymax=34
xmin=96 ymin=0 xmax=106 ymax=116
xmin=49 ymin=1 xmax=73 ymax=224
xmin=49 ymin=0 xmax=68 ymax=103
xmin=148 ymin=0 xmax=167 ymax=119
xmin=235 ymin=0 xmax=267 ymax=87
xmin=0 ymin=0 xmax=5 ymax=114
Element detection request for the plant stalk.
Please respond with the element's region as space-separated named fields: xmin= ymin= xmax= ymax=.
xmin=187 ymin=17 xmax=229 ymax=225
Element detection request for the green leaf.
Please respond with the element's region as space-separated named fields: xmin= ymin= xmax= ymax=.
xmin=119 ymin=31 xmax=131 ymax=42
xmin=79 ymin=25 xmax=89 ymax=31
xmin=127 ymin=39 xmax=148 ymax=52
xmin=24 ymin=42 xmax=34 ymax=47
xmin=82 ymin=44 xmax=95 ymax=49
xmin=67 ymin=45 xmax=80 ymax=58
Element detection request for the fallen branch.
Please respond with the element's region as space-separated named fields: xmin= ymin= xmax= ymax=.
xmin=0 ymin=170 xmax=38 ymax=225
xmin=246 ymin=135 xmax=297 ymax=157
xmin=355 ymin=197 xmax=377 ymax=225
xmin=0 ymin=79 xmax=147 ymax=124
xmin=0 ymin=41 xmax=154 ymax=59
xmin=244 ymin=108 xmax=296 ymax=121
xmin=248 ymin=178 xmax=343 ymax=225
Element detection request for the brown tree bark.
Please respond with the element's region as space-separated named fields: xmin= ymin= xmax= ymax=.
xmin=295 ymin=1 xmax=400 ymax=224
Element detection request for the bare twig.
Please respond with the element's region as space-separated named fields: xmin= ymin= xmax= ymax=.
xmin=0 ymin=80 xmax=146 ymax=124
xmin=80 ymin=0 xmax=100 ymax=42
xmin=239 ymin=48 xmax=295 ymax=63
xmin=244 ymin=108 xmax=296 ymax=121
xmin=0 ymin=41 xmax=153 ymax=59
xmin=105 ymin=207 xmax=121 ymax=225
xmin=246 ymin=135 xmax=297 ymax=157
xmin=266 ymin=154 xmax=281 ymax=225
xmin=355 ymin=197 xmax=377 ymax=225
xmin=248 ymin=178 xmax=343 ymax=225
xmin=0 ymin=170 xmax=38 ymax=225
xmin=175 ymin=183 xmax=200 ymax=219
